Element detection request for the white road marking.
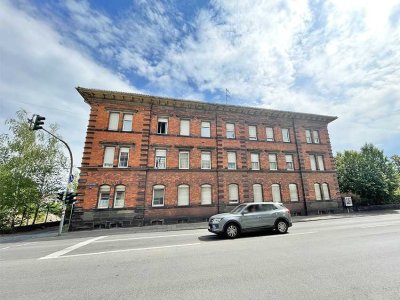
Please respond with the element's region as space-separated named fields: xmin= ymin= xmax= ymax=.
xmin=43 ymin=242 xmax=202 ymax=259
xmin=95 ymin=232 xmax=200 ymax=243
xmin=0 ymin=246 xmax=10 ymax=250
xmin=39 ymin=236 xmax=107 ymax=260
xmin=265 ymin=232 xmax=317 ymax=238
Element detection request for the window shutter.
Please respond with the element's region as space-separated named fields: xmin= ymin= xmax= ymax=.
xmin=201 ymin=185 xmax=212 ymax=205
xmin=108 ymin=113 xmax=119 ymax=130
xmin=272 ymin=184 xmax=281 ymax=202
xmin=253 ymin=184 xmax=263 ymax=202
xmin=289 ymin=184 xmax=298 ymax=202
xmin=103 ymin=147 xmax=115 ymax=167
xmin=180 ymin=120 xmax=190 ymax=136
xmin=178 ymin=185 xmax=189 ymax=206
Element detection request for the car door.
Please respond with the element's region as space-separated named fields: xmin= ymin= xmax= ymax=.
xmin=259 ymin=204 xmax=277 ymax=227
xmin=240 ymin=204 xmax=262 ymax=229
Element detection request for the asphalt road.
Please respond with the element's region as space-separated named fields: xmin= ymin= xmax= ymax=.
xmin=1 ymin=212 xmax=400 ymax=300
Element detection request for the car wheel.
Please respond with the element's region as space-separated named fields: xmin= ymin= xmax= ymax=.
xmin=276 ymin=220 xmax=288 ymax=234
xmin=225 ymin=223 xmax=239 ymax=239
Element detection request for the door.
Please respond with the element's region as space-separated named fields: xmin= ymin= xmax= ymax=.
xmin=241 ymin=204 xmax=263 ymax=229
xmin=259 ymin=204 xmax=277 ymax=227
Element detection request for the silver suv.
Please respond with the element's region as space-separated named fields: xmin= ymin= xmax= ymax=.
xmin=208 ymin=202 xmax=292 ymax=238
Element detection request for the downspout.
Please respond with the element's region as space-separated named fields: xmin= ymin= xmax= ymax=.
xmin=216 ymin=111 xmax=220 ymax=214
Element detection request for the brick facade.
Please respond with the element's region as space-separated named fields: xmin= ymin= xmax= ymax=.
xmin=71 ymin=87 xmax=342 ymax=230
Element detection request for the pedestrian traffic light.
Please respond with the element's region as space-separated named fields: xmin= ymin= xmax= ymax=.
xmin=65 ymin=192 xmax=77 ymax=205
xmin=32 ymin=114 xmax=45 ymax=130
xmin=57 ymin=192 xmax=64 ymax=201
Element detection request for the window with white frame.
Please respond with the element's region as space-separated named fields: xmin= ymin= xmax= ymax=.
xmin=285 ymin=154 xmax=294 ymax=170
xmin=227 ymin=152 xmax=237 ymax=170
xmin=269 ymin=154 xmax=277 ymax=170
xmin=305 ymin=130 xmax=312 ymax=143
xmin=322 ymin=183 xmax=330 ymax=200
xmin=282 ymin=128 xmax=290 ymax=142
xmin=310 ymin=155 xmax=317 ymax=171
xmin=103 ymin=147 xmax=115 ymax=168
xmin=289 ymin=184 xmax=299 ymax=202
xmin=317 ymin=155 xmax=325 ymax=170
xmin=313 ymin=130 xmax=320 ymax=144
xmin=152 ymin=185 xmax=165 ymax=207
xmin=271 ymin=184 xmax=281 ymax=202
xmin=122 ymin=114 xmax=133 ymax=131
xmin=114 ymin=185 xmax=125 ymax=208
xmin=179 ymin=151 xmax=189 ymax=169
xmin=253 ymin=184 xmax=263 ymax=202
xmin=157 ymin=117 xmax=168 ymax=134
xmin=266 ymin=127 xmax=274 ymax=141
xmin=118 ymin=147 xmax=129 ymax=167
xmin=201 ymin=121 xmax=211 ymax=137
xmin=249 ymin=125 xmax=257 ymax=140
xmin=251 ymin=153 xmax=260 ymax=170
xmin=98 ymin=185 xmax=110 ymax=208
xmin=201 ymin=152 xmax=211 ymax=169
xmin=180 ymin=119 xmax=190 ymax=136
xmin=314 ymin=183 xmax=322 ymax=200
xmin=178 ymin=184 xmax=189 ymax=206
xmin=108 ymin=112 xmax=119 ymax=131
xmin=155 ymin=149 xmax=166 ymax=169
xmin=201 ymin=184 xmax=212 ymax=205
xmin=228 ymin=184 xmax=239 ymax=203
xmin=226 ymin=123 xmax=235 ymax=139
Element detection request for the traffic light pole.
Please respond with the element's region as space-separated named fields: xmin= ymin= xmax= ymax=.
xmin=41 ymin=128 xmax=73 ymax=236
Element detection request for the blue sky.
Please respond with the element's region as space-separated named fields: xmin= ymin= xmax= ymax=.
xmin=0 ymin=0 xmax=399 ymax=169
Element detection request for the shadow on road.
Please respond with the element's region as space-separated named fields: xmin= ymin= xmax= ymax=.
xmin=198 ymin=230 xmax=280 ymax=242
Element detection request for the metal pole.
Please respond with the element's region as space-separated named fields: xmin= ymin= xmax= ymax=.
xmin=42 ymin=128 xmax=73 ymax=235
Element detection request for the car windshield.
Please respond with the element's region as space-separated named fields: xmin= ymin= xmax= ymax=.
xmin=230 ymin=204 xmax=247 ymax=214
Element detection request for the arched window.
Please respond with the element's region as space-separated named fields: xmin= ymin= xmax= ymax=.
xmin=228 ymin=184 xmax=239 ymax=203
xmin=153 ymin=185 xmax=165 ymax=207
xmin=178 ymin=185 xmax=189 ymax=206
xmin=314 ymin=183 xmax=322 ymax=200
xmin=289 ymin=184 xmax=299 ymax=202
xmin=322 ymin=183 xmax=330 ymax=200
xmin=98 ymin=185 xmax=110 ymax=208
xmin=253 ymin=184 xmax=263 ymax=202
xmin=114 ymin=185 xmax=125 ymax=208
xmin=271 ymin=184 xmax=281 ymax=202
xmin=201 ymin=184 xmax=212 ymax=205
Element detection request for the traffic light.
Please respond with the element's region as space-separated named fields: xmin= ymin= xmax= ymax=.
xmin=32 ymin=114 xmax=45 ymax=130
xmin=65 ymin=192 xmax=77 ymax=205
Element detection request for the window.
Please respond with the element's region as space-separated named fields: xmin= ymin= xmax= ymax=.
xmin=226 ymin=123 xmax=235 ymax=139
xmin=317 ymin=155 xmax=325 ymax=171
xmin=122 ymin=114 xmax=133 ymax=131
xmin=282 ymin=128 xmax=290 ymax=142
xmin=310 ymin=155 xmax=317 ymax=171
xmin=227 ymin=152 xmax=237 ymax=170
xmin=269 ymin=154 xmax=277 ymax=170
xmin=249 ymin=125 xmax=257 ymax=140
xmin=108 ymin=112 xmax=119 ymax=131
xmin=289 ymin=184 xmax=298 ymax=202
xmin=152 ymin=185 xmax=165 ymax=206
xmin=179 ymin=151 xmax=189 ymax=169
xmin=313 ymin=130 xmax=320 ymax=144
xmin=201 ymin=121 xmax=211 ymax=137
xmin=201 ymin=152 xmax=211 ymax=169
xmin=322 ymin=183 xmax=330 ymax=200
xmin=266 ymin=127 xmax=274 ymax=141
xmin=314 ymin=183 xmax=322 ymax=200
xmin=155 ymin=149 xmax=166 ymax=169
xmin=98 ymin=185 xmax=110 ymax=208
xmin=271 ymin=184 xmax=281 ymax=202
xmin=178 ymin=185 xmax=189 ymax=206
xmin=114 ymin=185 xmax=125 ymax=208
xmin=118 ymin=147 xmax=129 ymax=168
xmin=157 ymin=117 xmax=168 ymax=134
xmin=305 ymin=130 xmax=312 ymax=143
xmin=228 ymin=184 xmax=239 ymax=203
xmin=285 ymin=154 xmax=294 ymax=170
xmin=251 ymin=153 xmax=260 ymax=170
xmin=180 ymin=119 xmax=190 ymax=136
xmin=103 ymin=147 xmax=115 ymax=168
xmin=201 ymin=184 xmax=212 ymax=205
xmin=253 ymin=184 xmax=263 ymax=202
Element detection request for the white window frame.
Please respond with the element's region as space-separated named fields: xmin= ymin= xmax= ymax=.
xmin=108 ymin=112 xmax=119 ymax=131
xmin=113 ymin=185 xmax=125 ymax=208
xmin=226 ymin=123 xmax=235 ymax=139
xmin=269 ymin=154 xmax=277 ymax=170
xmin=201 ymin=121 xmax=211 ymax=137
xmin=180 ymin=119 xmax=190 ymax=136
xmin=201 ymin=152 xmax=211 ymax=170
xmin=98 ymin=185 xmax=110 ymax=209
xmin=313 ymin=130 xmax=320 ymax=144
xmin=314 ymin=183 xmax=322 ymax=200
xmin=228 ymin=184 xmax=239 ymax=203
xmin=177 ymin=184 xmax=190 ymax=206
xmin=305 ymin=130 xmax=312 ymax=143
xmin=179 ymin=151 xmax=190 ymax=169
xmin=157 ymin=117 xmax=168 ymax=134
xmin=289 ymin=184 xmax=299 ymax=202
xmin=155 ymin=149 xmax=167 ymax=169
xmin=152 ymin=185 xmax=165 ymax=207
xmin=103 ymin=147 xmax=115 ymax=168
xmin=253 ymin=184 xmax=263 ymax=202
xmin=282 ymin=128 xmax=290 ymax=143
xmin=310 ymin=155 xmax=317 ymax=171
xmin=250 ymin=153 xmax=260 ymax=170
xmin=201 ymin=184 xmax=212 ymax=205
xmin=285 ymin=154 xmax=294 ymax=171
xmin=118 ymin=147 xmax=129 ymax=168
xmin=122 ymin=114 xmax=133 ymax=132
xmin=249 ymin=125 xmax=257 ymax=140
xmin=271 ymin=184 xmax=281 ymax=203
xmin=322 ymin=183 xmax=330 ymax=200
xmin=266 ymin=127 xmax=274 ymax=142
xmin=227 ymin=152 xmax=237 ymax=170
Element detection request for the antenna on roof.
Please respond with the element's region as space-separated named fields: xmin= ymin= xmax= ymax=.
xmin=225 ymin=88 xmax=230 ymax=105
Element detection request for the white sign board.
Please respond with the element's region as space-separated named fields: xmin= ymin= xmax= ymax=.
xmin=344 ymin=197 xmax=353 ymax=207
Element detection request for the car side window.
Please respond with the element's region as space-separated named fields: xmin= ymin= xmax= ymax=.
xmin=246 ymin=204 xmax=260 ymax=213
xmin=261 ymin=204 xmax=274 ymax=211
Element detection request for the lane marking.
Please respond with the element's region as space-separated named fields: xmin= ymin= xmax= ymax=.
xmin=265 ymin=232 xmax=316 ymax=238
xmin=39 ymin=236 xmax=106 ymax=260
xmin=95 ymin=233 xmax=199 ymax=243
xmin=0 ymin=246 xmax=10 ymax=250
xmin=42 ymin=242 xmax=201 ymax=259
xmin=359 ymin=223 xmax=400 ymax=229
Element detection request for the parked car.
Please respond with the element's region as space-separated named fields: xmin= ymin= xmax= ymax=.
xmin=208 ymin=202 xmax=292 ymax=238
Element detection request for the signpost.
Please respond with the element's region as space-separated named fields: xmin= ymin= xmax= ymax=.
xmin=344 ymin=196 xmax=353 ymax=213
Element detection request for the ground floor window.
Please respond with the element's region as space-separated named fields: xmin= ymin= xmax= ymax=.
xmin=253 ymin=184 xmax=263 ymax=202
xmin=228 ymin=184 xmax=239 ymax=203
xmin=271 ymin=184 xmax=281 ymax=202
xmin=153 ymin=185 xmax=165 ymax=207
xmin=178 ymin=185 xmax=189 ymax=206
xmin=201 ymin=184 xmax=212 ymax=205
xmin=98 ymin=185 xmax=110 ymax=208
xmin=114 ymin=185 xmax=125 ymax=208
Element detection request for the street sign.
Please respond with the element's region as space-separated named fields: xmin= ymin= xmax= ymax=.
xmin=344 ymin=197 xmax=353 ymax=207
xmin=69 ymin=175 xmax=74 ymax=183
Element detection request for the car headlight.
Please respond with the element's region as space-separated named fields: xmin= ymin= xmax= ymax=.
xmin=211 ymin=218 xmax=222 ymax=224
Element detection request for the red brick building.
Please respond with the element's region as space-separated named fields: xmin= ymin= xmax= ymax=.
xmin=71 ymin=87 xmax=342 ymax=229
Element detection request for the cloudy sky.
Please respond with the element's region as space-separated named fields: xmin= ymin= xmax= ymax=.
xmin=1 ymin=0 xmax=399 ymax=169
